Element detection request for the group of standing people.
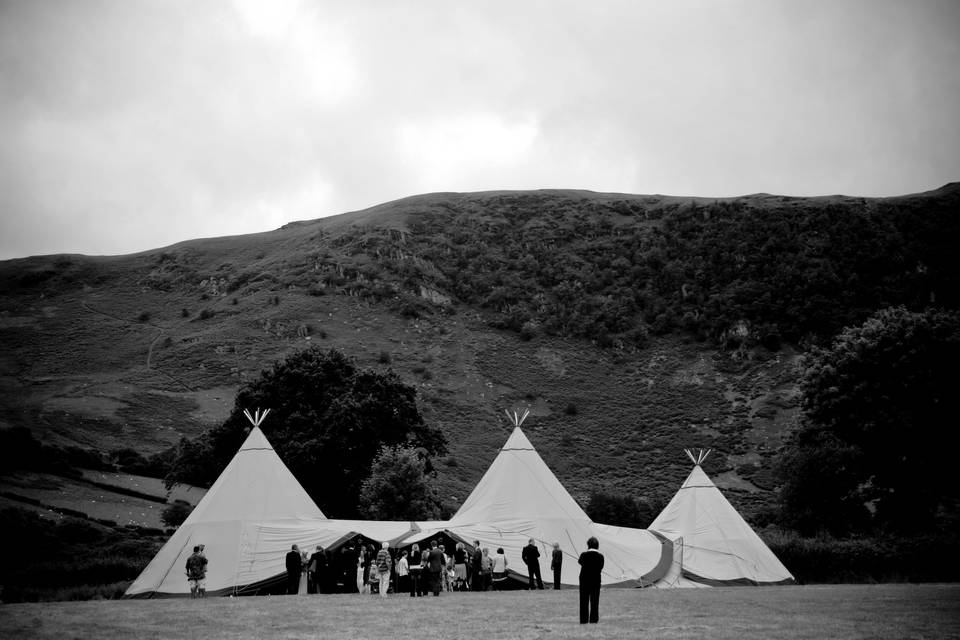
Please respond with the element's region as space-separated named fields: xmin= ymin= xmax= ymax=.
xmin=405 ymin=539 xmax=543 ymax=595
xmin=513 ymin=536 xmax=606 ymax=624
xmin=190 ymin=535 xmax=604 ymax=623
xmin=278 ymin=536 xmax=604 ymax=623
xmin=283 ymin=542 xmax=382 ymax=595
xmin=521 ymin=538 xmax=565 ymax=590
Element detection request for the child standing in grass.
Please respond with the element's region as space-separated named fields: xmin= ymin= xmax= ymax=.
xmin=185 ymin=545 xmax=207 ymax=598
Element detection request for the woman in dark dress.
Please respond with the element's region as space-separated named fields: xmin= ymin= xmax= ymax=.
xmin=408 ymin=544 xmax=422 ymax=597
xmin=578 ymin=536 xmax=604 ymax=624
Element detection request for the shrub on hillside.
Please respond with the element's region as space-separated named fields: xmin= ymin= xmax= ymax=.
xmin=113 ymin=448 xmax=148 ymax=471
xmin=112 ymin=446 xmax=175 ymax=479
xmin=391 ymin=294 xmax=432 ymax=319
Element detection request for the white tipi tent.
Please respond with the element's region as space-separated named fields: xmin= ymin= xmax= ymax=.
xmin=430 ymin=410 xmax=671 ymax=587
xmin=648 ymin=449 xmax=794 ymax=586
xmin=125 ymin=415 xmax=338 ymax=597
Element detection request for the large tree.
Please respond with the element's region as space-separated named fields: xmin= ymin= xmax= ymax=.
xmin=166 ymin=347 xmax=446 ymax=517
xmin=780 ymin=307 xmax=959 ymax=533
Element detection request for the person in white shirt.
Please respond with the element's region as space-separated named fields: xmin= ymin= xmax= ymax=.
xmin=491 ymin=547 xmax=509 ymax=590
xmin=396 ymin=550 xmax=410 ymax=595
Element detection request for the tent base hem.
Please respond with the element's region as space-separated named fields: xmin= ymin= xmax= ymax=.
xmin=682 ymin=570 xmax=796 ymax=587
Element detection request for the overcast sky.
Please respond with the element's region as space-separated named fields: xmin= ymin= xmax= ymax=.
xmin=1 ymin=0 xmax=958 ymax=259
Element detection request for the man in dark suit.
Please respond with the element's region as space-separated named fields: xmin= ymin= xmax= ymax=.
xmin=578 ymin=536 xmax=605 ymax=624
xmin=522 ymin=538 xmax=544 ymax=589
xmin=427 ymin=540 xmax=445 ymax=596
xmin=470 ymin=540 xmax=484 ymax=591
xmin=340 ymin=544 xmax=356 ymax=592
xmin=308 ymin=545 xmax=326 ymax=594
xmin=285 ymin=544 xmax=302 ymax=595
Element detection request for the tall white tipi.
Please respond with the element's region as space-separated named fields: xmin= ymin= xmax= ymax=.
xmin=441 ymin=410 xmax=671 ymax=587
xmin=125 ymin=411 xmax=331 ymax=597
xmin=649 ymin=450 xmax=794 ymax=586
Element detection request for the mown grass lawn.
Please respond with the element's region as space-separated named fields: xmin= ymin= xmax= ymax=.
xmin=2 ymin=584 xmax=958 ymax=640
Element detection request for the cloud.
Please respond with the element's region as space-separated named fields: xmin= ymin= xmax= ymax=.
xmin=0 ymin=0 xmax=361 ymax=256
xmin=1 ymin=0 xmax=959 ymax=258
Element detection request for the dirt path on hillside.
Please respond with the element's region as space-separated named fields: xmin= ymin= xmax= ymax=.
xmin=81 ymin=301 xmax=194 ymax=391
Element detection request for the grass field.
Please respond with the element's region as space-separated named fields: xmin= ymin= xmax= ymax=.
xmin=1 ymin=584 xmax=957 ymax=639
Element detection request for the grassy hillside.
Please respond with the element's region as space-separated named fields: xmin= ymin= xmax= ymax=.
xmin=1 ymin=185 xmax=957 ymax=523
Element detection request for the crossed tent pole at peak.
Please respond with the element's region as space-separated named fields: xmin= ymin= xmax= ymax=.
xmin=684 ymin=448 xmax=711 ymax=465
xmin=243 ymin=407 xmax=270 ymax=428
xmin=504 ymin=407 xmax=530 ymax=427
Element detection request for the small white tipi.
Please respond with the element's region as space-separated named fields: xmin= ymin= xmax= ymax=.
xmin=125 ymin=412 xmax=334 ymax=597
xmin=649 ymin=449 xmax=794 ymax=586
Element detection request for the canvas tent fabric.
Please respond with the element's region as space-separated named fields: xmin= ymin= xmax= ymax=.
xmin=128 ymin=421 xmax=790 ymax=596
xmin=446 ymin=426 xmax=671 ymax=587
xmin=125 ymin=426 xmax=330 ymax=597
xmin=648 ymin=462 xmax=794 ymax=586
xmin=452 ymin=427 xmax=591 ymax=526
xmin=591 ymin=523 xmax=676 ymax=587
